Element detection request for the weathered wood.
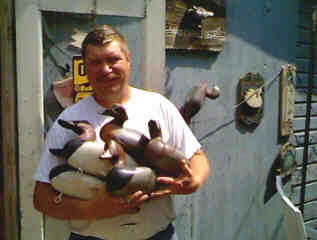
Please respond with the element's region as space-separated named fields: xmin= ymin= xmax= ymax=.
xmin=300 ymin=201 xmax=317 ymax=221
xmin=293 ymin=116 xmax=317 ymax=131
xmin=0 ymin=0 xmax=20 ymax=240
xmin=280 ymin=65 xmax=296 ymax=136
xmin=96 ymin=0 xmax=145 ymax=17
xmin=140 ymin=0 xmax=166 ymax=94
xmin=296 ymin=145 xmax=317 ymax=165
xmin=293 ymin=182 xmax=317 ymax=204
xmin=294 ymin=103 xmax=317 ymax=116
xmin=165 ymin=0 xmax=225 ymax=51
xmin=296 ymin=44 xmax=317 ymax=59
xmin=291 ymin=131 xmax=317 ymax=146
xmin=15 ymin=0 xmax=44 ymax=239
xmin=297 ymin=28 xmax=317 ymax=43
xmin=296 ymin=58 xmax=317 ymax=73
xmin=295 ymin=73 xmax=317 ymax=87
xmin=292 ymin=163 xmax=317 ymax=185
xmin=295 ymin=89 xmax=317 ymax=102
xmin=305 ymin=218 xmax=317 ymax=229
xmin=39 ymin=0 xmax=146 ymax=17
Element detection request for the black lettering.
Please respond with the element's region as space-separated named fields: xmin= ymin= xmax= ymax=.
xmin=78 ymin=63 xmax=86 ymax=76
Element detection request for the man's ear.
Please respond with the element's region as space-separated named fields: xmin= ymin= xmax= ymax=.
xmin=126 ymin=52 xmax=131 ymax=62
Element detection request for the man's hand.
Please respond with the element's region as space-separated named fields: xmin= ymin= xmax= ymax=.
xmin=87 ymin=184 xmax=150 ymax=218
xmin=149 ymin=149 xmax=210 ymax=199
xmin=149 ymin=159 xmax=200 ymax=198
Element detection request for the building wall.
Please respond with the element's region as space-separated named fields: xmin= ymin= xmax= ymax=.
xmin=165 ymin=1 xmax=299 ymax=239
xmin=7 ymin=0 xmax=303 ymax=239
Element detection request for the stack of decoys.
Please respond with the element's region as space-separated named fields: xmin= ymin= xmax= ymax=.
xmin=49 ymin=119 xmax=156 ymax=199
xmin=49 ymin=82 xmax=220 ymax=200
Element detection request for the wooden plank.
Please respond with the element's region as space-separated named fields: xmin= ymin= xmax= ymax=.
xmin=96 ymin=0 xmax=145 ymax=17
xmin=295 ymin=73 xmax=317 ymax=88
xmin=297 ymin=28 xmax=317 ymax=44
xmin=296 ymin=44 xmax=317 ymax=58
xmin=294 ymin=103 xmax=317 ymax=116
xmin=39 ymin=0 xmax=145 ymax=17
xmin=298 ymin=12 xmax=313 ymax=29
xmin=39 ymin=0 xmax=94 ymax=14
xmin=292 ymin=163 xmax=317 ymax=185
xmin=305 ymin=219 xmax=317 ymax=229
xmin=293 ymin=116 xmax=317 ymax=131
xmin=296 ymin=146 xmax=317 ymax=165
xmin=293 ymin=182 xmax=317 ymax=204
xmin=291 ymin=130 xmax=317 ymax=147
xmin=296 ymin=58 xmax=317 ymax=73
xmin=301 ymin=201 xmax=317 ymax=221
xmin=0 ymin=0 xmax=20 ymax=240
xmin=139 ymin=0 xmax=165 ymax=94
xmin=15 ymin=0 xmax=44 ymax=240
xmin=295 ymin=88 xmax=317 ymax=102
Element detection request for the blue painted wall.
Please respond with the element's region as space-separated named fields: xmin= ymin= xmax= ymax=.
xmin=165 ymin=1 xmax=299 ymax=239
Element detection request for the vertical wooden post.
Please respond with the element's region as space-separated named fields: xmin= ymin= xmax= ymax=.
xmin=140 ymin=0 xmax=166 ymax=94
xmin=0 ymin=0 xmax=20 ymax=240
xmin=15 ymin=0 xmax=44 ymax=239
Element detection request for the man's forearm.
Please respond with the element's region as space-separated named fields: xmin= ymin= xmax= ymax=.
xmin=34 ymin=181 xmax=96 ymax=219
xmin=189 ymin=148 xmax=210 ymax=189
xmin=33 ymin=181 xmax=149 ymax=220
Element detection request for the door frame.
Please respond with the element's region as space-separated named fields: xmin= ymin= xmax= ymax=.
xmin=14 ymin=0 xmax=165 ymax=239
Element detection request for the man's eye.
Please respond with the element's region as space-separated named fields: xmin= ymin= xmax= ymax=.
xmin=108 ymin=57 xmax=120 ymax=64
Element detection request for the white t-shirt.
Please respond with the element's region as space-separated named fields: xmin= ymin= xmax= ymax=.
xmin=34 ymin=87 xmax=201 ymax=240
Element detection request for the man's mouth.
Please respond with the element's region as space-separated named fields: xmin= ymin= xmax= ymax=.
xmin=97 ymin=74 xmax=120 ymax=85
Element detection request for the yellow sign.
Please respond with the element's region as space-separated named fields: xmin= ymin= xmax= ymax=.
xmin=72 ymin=56 xmax=93 ymax=103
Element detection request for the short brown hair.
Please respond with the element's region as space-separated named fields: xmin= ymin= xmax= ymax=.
xmin=81 ymin=25 xmax=130 ymax=60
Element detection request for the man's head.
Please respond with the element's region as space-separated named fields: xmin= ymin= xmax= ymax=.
xmin=81 ymin=25 xmax=130 ymax=61
xmin=81 ymin=25 xmax=131 ymax=107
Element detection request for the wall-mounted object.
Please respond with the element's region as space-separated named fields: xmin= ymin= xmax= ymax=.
xmin=278 ymin=142 xmax=296 ymax=177
xmin=279 ymin=64 xmax=296 ymax=137
xmin=237 ymin=72 xmax=264 ymax=128
xmin=179 ymin=82 xmax=220 ymax=124
xmin=165 ymin=0 xmax=226 ymax=51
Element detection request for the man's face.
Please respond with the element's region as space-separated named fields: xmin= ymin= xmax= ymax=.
xmin=84 ymin=41 xmax=130 ymax=103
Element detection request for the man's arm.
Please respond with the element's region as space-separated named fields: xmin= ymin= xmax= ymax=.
xmin=150 ymin=148 xmax=210 ymax=197
xmin=33 ymin=181 xmax=149 ymax=220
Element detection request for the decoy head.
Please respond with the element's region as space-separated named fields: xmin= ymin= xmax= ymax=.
xmin=101 ymin=104 xmax=129 ymax=126
xmin=58 ymin=119 xmax=96 ymax=141
xmin=49 ymin=139 xmax=84 ymax=159
xmin=148 ymin=120 xmax=162 ymax=139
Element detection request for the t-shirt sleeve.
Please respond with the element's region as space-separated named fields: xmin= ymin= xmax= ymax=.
xmin=33 ymin=119 xmax=75 ymax=183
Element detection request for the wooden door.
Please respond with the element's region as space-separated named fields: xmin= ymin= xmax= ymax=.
xmin=14 ymin=0 xmax=165 ymax=239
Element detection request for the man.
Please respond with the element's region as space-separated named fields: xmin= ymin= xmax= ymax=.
xmin=33 ymin=25 xmax=210 ymax=240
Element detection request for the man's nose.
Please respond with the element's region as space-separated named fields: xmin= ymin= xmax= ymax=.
xmin=102 ymin=63 xmax=112 ymax=73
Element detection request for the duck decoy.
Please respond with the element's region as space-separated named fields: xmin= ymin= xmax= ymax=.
xmin=179 ymin=82 xmax=220 ymax=124
xmin=50 ymin=164 xmax=157 ymax=199
xmin=144 ymin=120 xmax=187 ymax=177
xmin=105 ymin=166 xmax=156 ymax=196
xmin=50 ymin=164 xmax=105 ymax=200
xmin=100 ymin=105 xmax=150 ymax=164
xmin=50 ymin=119 xmax=125 ymax=177
xmin=100 ymin=105 xmax=189 ymax=177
